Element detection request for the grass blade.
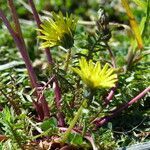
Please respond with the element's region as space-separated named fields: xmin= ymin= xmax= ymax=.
xmin=121 ymin=0 xmax=143 ymax=49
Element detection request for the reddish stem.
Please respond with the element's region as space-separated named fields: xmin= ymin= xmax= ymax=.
xmin=0 ymin=8 xmax=45 ymax=120
xmin=53 ymin=77 xmax=65 ymax=126
xmin=8 ymin=0 xmax=50 ymax=119
xmin=0 ymin=9 xmax=38 ymax=90
xmin=37 ymin=76 xmax=55 ymax=103
xmin=28 ymin=0 xmax=53 ymax=65
xmin=94 ymin=87 xmax=150 ymax=127
xmin=7 ymin=0 xmax=22 ymax=38
xmin=103 ymin=42 xmax=117 ymax=106
xmin=28 ymin=0 xmax=65 ymax=126
xmin=104 ymin=85 xmax=117 ymax=106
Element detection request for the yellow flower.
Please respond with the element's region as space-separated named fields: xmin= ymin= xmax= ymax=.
xmin=37 ymin=11 xmax=78 ymax=49
xmin=72 ymin=57 xmax=117 ymax=89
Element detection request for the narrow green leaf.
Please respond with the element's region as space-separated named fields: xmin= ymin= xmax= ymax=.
xmin=132 ymin=0 xmax=147 ymax=10
xmin=69 ymin=133 xmax=83 ymax=145
xmin=121 ymin=0 xmax=143 ymax=49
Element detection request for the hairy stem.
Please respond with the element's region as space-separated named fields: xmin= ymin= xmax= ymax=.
xmin=61 ymin=89 xmax=94 ymax=143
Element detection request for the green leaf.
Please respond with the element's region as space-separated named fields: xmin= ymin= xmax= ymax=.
xmin=107 ymin=122 xmax=112 ymax=130
xmin=142 ymin=0 xmax=150 ymax=36
xmin=121 ymin=0 xmax=143 ymax=49
xmin=0 ymin=61 xmax=24 ymax=71
xmin=132 ymin=0 xmax=147 ymax=10
xmin=140 ymin=17 xmax=147 ymax=35
xmin=41 ymin=117 xmax=57 ymax=131
xmin=68 ymin=133 xmax=83 ymax=145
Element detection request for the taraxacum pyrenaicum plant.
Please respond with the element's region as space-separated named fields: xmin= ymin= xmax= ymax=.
xmin=38 ymin=11 xmax=78 ymax=49
xmin=72 ymin=57 xmax=118 ymax=89
xmin=0 ymin=1 xmax=149 ymax=149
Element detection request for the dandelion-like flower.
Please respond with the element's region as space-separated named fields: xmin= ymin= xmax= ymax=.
xmin=72 ymin=57 xmax=117 ymax=89
xmin=37 ymin=11 xmax=78 ymax=49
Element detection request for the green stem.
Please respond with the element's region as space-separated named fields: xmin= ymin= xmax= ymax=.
xmin=64 ymin=48 xmax=71 ymax=71
xmin=32 ymin=128 xmax=52 ymax=140
xmin=61 ymin=99 xmax=87 ymax=143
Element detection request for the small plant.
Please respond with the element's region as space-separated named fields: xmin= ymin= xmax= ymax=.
xmin=0 ymin=107 xmax=29 ymax=149
xmin=0 ymin=0 xmax=149 ymax=149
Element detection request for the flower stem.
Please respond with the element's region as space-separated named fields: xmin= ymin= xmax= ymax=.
xmin=104 ymin=85 xmax=117 ymax=106
xmin=94 ymin=87 xmax=150 ymax=127
xmin=0 ymin=9 xmax=37 ymax=92
xmin=28 ymin=0 xmax=53 ymax=65
xmin=103 ymin=42 xmax=117 ymax=105
xmin=28 ymin=0 xmax=65 ymax=126
xmin=0 ymin=8 xmax=45 ymax=120
xmin=64 ymin=48 xmax=72 ymax=71
xmin=61 ymin=99 xmax=87 ymax=144
xmin=53 ymin=77 xmax=65 ymax=126
xmin=8 ymin=0 xmax=23 ymax=39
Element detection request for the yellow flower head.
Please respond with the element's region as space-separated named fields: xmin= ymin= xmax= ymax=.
xmin=72 ymin=57 xmax=117 ymax=89
xmin=37 ymin=11 xmax=78 ymax=49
